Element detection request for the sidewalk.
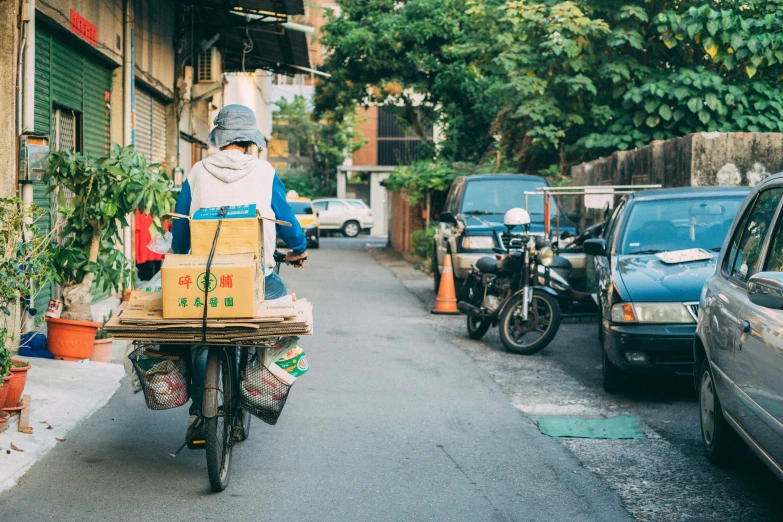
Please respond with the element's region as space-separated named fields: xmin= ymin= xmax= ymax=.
xmin=0 ymin=357 xmax=125 ymax=493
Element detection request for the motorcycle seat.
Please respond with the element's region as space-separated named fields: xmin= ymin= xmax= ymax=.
xmin=476 ymin=256 xmax=499 ymax=274
xmin=550 ymin=255 xmax=572 ymax=270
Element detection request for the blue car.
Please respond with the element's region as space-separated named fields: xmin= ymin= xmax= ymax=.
xmin=584 ymin=187 xmax=751 ymax=392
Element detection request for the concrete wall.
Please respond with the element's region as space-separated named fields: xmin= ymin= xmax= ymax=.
xmin=0 ymin=0 xmax=19 ymax=199
xmin=37 ymin=0 xmax=124 ymax=66
xmin=570 ymin=132 xmax=783 ymax=228
xmin=133 ymin=0 xmax=175 ymax=97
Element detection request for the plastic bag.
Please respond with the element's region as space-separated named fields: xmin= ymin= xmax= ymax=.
xmin=147 ymin=231 xmax=172 ymax=255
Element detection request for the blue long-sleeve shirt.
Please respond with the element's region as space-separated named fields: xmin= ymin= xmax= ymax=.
xmin=171 ymin=175 xmax=307 ymax=255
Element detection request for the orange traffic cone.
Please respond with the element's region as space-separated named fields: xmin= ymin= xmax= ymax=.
xmin=432 ymin=253 xmax=460 ymax=315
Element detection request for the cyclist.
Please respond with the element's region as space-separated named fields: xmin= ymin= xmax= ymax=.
xmin=170 ymin=104 xmax=307 ymax=444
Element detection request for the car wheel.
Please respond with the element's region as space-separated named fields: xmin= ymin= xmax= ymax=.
xmin=597 ymin=298 xmax=604 ymax=344
xmin=602 ymin=345 xmax=626 ymax=393
xmin=310 ymin=237 xmax=320 ymax=249
xmin=699 ymin=358 xmax=746 ymax=465
xmin=342 ymin=221 xmax=360 ymax=238
xmin=454 ymin=277 xmax=469 ymax=302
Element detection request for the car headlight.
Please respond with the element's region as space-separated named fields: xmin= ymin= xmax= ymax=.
xmin=538 ymin=247 xmax=554 ymax=266
xmin=462 ymin=235 xmax=495 ymax=250
xmin=611 ymin=302 xmax=695 ymax=324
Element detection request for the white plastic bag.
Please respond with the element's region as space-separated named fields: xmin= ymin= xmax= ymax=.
xmin=147 ymin=231 xmax=172 ymax=255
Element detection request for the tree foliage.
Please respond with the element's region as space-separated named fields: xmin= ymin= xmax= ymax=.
xmin=315 ymin=0 xmax=497 ymax=162
xmin=318 ymin=0 xmax=783 ymax=179
xmin=273 ymin=95 xmax=366 ymax=196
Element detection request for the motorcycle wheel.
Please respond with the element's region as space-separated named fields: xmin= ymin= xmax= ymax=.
xmin=499 ymin=290 xmax=561 ymax=355
xmin=467 ymin=315 xmax=491 ymax=340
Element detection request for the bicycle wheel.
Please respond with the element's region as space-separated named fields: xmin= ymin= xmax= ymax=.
xmin=204 ymin=347 xmax=234 ymax=492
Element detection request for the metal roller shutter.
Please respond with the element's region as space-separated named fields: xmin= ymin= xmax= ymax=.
xmin=135 ymin=87 xmax=167 ymax=165
xmin=33 ymin=24 xmax=113 ymax=311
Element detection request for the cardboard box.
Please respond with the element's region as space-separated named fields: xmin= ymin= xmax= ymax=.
xmin=166 ymin=205 xmax=290 ymax=257
xmin=161 ymin=254 xmax=264 ymax=319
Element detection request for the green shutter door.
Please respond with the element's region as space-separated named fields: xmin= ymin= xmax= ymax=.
xmin=33 ymin=24 xmax=113 ymax=312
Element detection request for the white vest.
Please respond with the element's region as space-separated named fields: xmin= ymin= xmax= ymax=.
xmin=187 ymin=157 xmax=277 ymax=271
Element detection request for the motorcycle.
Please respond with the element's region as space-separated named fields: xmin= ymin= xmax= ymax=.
xmin=541 ymin=219 xmax=606 ymax=319
xmin=457 ymin=208 xmax=561 ymax=355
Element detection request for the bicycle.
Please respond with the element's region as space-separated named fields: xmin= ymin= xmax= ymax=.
xmin=140 ymin=250 xmax=302 ymax=492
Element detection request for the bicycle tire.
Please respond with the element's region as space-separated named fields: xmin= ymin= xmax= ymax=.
xmin=205 ymin=348 xmax=233 ymax=492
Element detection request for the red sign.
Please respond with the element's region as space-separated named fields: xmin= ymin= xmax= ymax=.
xmin=70 ymin=9 xmax=98 ymax=46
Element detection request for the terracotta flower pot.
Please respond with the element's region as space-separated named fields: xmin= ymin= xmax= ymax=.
xmin=0 ymin=375 xmax=12 ymax=410
xmin=91 ymin=338 xmax=114 ymax=363
xmin=3 ymin=360 xmax=31 ymax=409
xmin=47 ymin=317 xmax=102 ymax=361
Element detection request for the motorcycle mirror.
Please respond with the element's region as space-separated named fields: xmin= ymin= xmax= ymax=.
xmin=439 ymin=211 xmax=458 ymax=225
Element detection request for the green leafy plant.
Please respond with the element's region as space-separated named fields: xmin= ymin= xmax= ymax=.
xmin=410 ymin=225 xmax=437 ymax=273
xmin=0 ymin=198 xmax=58 ymax=347
xmin=0 ymin=328 xmax=10 ymax=377
xmin=44 ymin=144 xmax=175 ymax=322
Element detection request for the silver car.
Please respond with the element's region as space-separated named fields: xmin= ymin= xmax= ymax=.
xmin=696 ymin=172 xmax=783 ymax=481
xmin=312 ymin=198 xmax=374 ymax=237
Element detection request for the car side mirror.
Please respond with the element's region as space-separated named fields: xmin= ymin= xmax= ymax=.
xmin=566 ymin=211 xmax=580 ymax=223
xmin=583 ymin=238 xmax=607 ymax=257
xmin=439 ymin=211 xmax=457 ymax=225
xmin=748 ymin=272 xmax=783 ymax=310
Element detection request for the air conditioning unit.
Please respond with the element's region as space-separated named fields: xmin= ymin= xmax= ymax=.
xmin=197 ymin=47 xmax=221 ymax=84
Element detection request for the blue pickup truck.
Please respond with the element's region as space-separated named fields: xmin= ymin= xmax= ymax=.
xmin=434 ymin=174 xmax=578 ymax=297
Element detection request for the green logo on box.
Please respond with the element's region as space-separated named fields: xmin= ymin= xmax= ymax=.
xmin=196 ymin=272 xmax=218 ymax=292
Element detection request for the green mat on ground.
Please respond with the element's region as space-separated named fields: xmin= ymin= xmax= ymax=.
xmin=537 ymin=415 xmax=645 ymax=439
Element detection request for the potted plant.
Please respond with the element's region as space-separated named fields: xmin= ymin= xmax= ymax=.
xmin=0 ymin=334 xmax=12 ymax=409
xmin=91 ymin=313 xmax=113 ymax=363
xmin=44 ymin=144 xmax=174 ymax=360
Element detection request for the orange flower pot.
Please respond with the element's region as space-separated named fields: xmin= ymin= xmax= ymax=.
xmin=3 ymin=360 xmax=30 ymax=409
xmin=0 ymin=375 xmax=12 ymax=409
xmin=90 ymin=338 xmax=114 ymax=363
xmin=47 ymin=317 xmax=101 ymax=361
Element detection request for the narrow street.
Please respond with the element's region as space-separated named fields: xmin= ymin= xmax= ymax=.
xmin=380 ymin=243 xmax=783 ymax=521
xmin=0 ymin=239 xmax=630 ymax=522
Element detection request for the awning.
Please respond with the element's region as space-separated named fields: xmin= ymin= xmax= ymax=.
xmin=190 ymin=0 xmax=305 ymax=16
xmin=191 ymin=2 xmax=311 ymax=75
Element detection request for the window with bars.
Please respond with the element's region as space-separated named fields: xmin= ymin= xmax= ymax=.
xmin=377 ymin=108 xmax=433 ymax=166
xmin=53 ymin=106 xmax=81 ymax=210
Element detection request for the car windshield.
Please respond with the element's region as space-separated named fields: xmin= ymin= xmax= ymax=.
xmin=347 ymin=200 xmax=368 ymax=209
xmin=619 ymin=196 xmax=745 ymax=255
xmin=288 ymin=201 xmax=313 ymax=215
xmin=461 ymin=178 xmax=553 ymax=216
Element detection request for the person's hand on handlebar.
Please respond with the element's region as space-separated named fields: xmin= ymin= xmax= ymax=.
xmin=285 ymin=251 xmax=307 ymax=268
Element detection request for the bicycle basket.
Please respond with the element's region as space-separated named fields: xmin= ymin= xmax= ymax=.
xmin=239 ymin=359 xmax=293 ymax=425
xmin=129 ymin=346 xmax=190 ymax=410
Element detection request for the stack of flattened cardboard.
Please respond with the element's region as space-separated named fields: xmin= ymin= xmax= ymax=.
xmin=105 ymin=291 xmax=313 ymax=344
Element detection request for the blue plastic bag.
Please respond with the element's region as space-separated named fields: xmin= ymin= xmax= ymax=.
xmin=18 ymin=332 xmax=54 ymax=359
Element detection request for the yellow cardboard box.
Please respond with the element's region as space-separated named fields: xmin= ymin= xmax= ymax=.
xmin=161 ymin=254 xmax=264 ymax=319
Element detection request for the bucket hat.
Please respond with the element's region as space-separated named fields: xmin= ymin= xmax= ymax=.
xmin=206 ymin=104 xmax=267 ymax=149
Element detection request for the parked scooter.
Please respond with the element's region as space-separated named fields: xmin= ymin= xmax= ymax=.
xmin=457 ymin=208 xmax=561 ymax=355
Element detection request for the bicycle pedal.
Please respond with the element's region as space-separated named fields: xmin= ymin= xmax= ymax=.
xmin=187 ymin=439 xmax=206 ymax=450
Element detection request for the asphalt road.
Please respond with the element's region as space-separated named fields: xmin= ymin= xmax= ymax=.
xmin=377 ymin=243 xmax=783 ymax=521
xmin=0 ymin=237 xmax=631 ymax=522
